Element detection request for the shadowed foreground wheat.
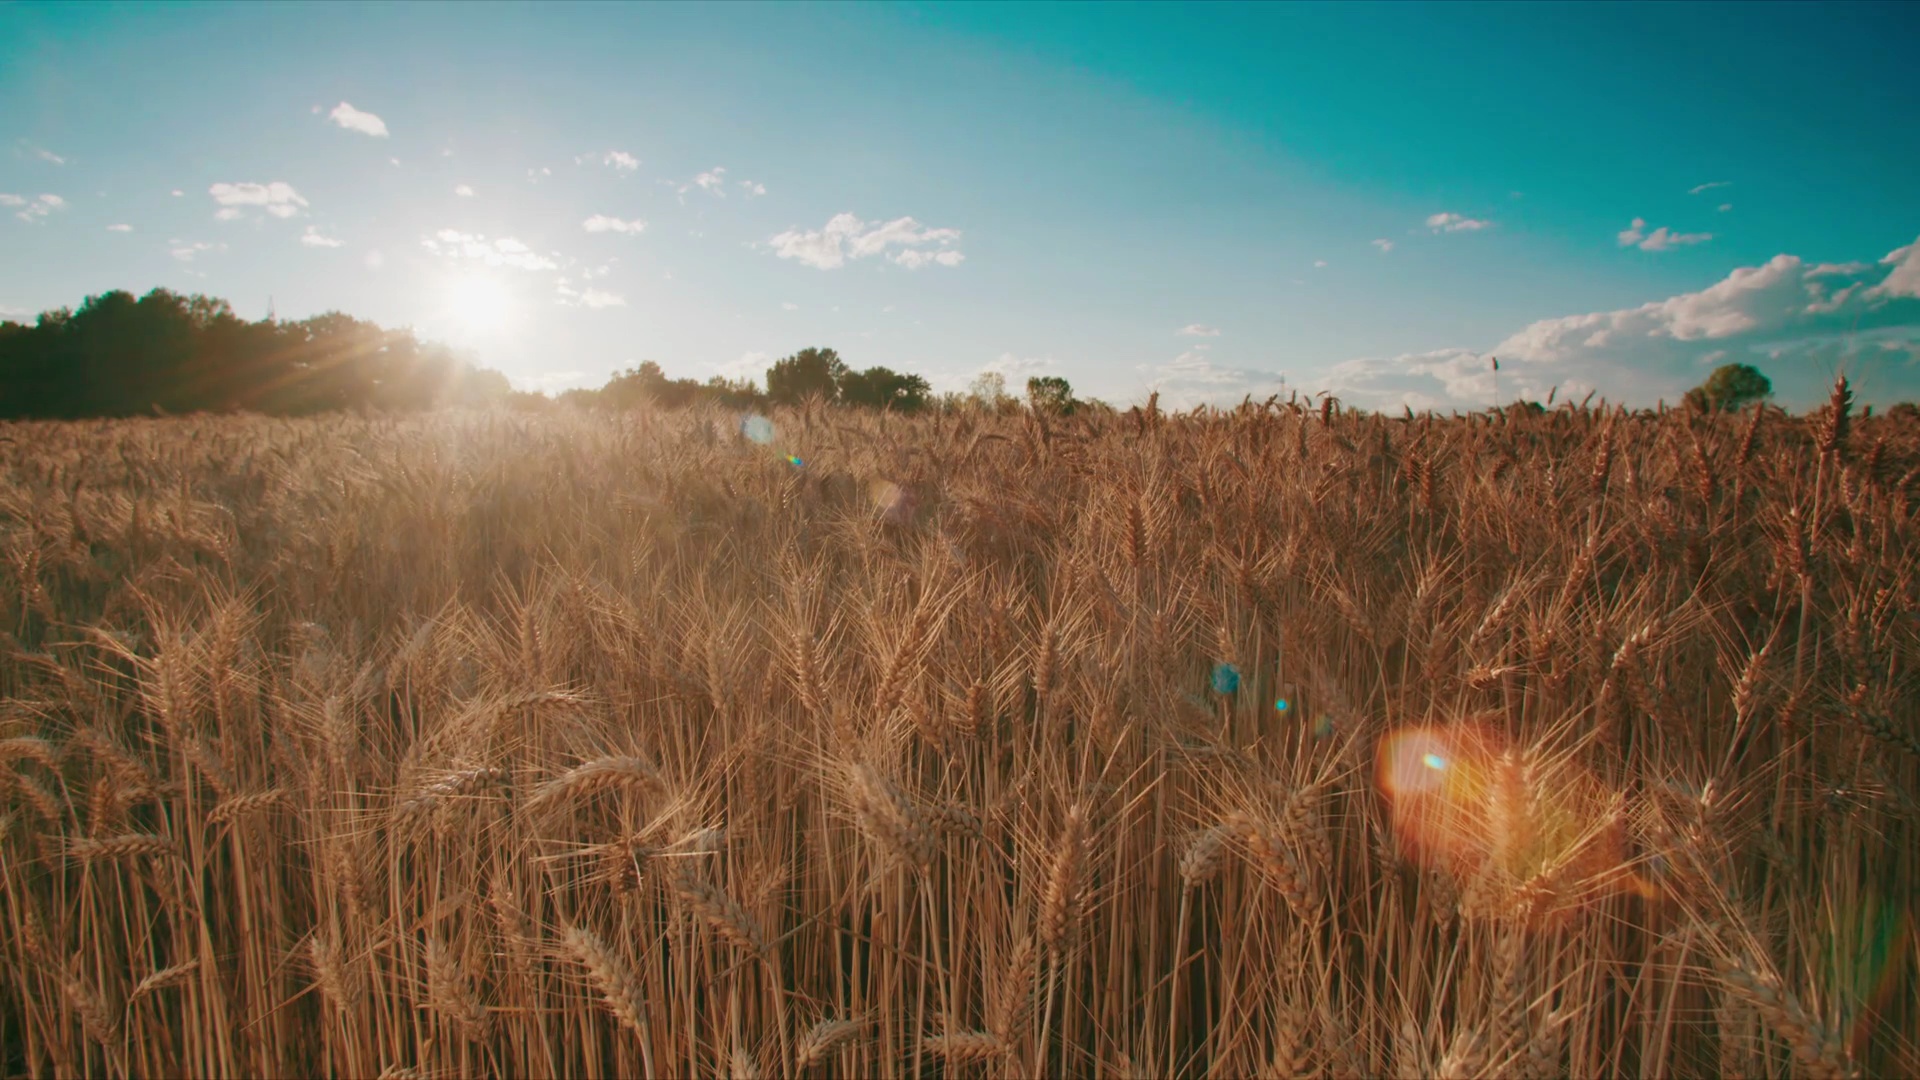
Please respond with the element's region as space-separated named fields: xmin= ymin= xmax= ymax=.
xmin=0 ymin=390 xmax=1915 ymax=1077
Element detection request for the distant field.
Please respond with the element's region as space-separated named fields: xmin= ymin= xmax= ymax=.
xmin=0 ymin=398 xmax=1914 ymax=1078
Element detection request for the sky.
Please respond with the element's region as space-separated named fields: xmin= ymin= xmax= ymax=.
xmin=2 ymin=0 xmax=1918 ymax=410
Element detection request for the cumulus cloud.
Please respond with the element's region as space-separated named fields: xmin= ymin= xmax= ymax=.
xmin=106 ymin=223 xmax=133 ymax=232
xmin=327 ymin=102 xmax=389 ymax=138
xmin=1372 ymin=238 xmax=1394 ymax=253
xmin=209 ymin=181 xmax=308 ymax=220
xmin=1136 ymin=350 xmax=1289 ymax=408
xmin=555 ymin=283 xmax=626 ymax=309
xmin=1178 ymin=324 xmax=1222 ymax=337
xmin=1870 ymin=239 xmax=1920 ymax=300
xmin=1427 ymin=212 xmax=1492 ymax=233
xmin=170 ymin=240 xmax=223 ymax=263
xmin=980 ymin=353 xmax=1058 ymax=381
xmin=738 ymin=179 xmax=767 ymax=197
xmin=9 ymin=193 xmax=65 ymax=223
xmin=891 ymin=249 xmax=964 ymax=268
xmin=581 ymin=150 xmax=639 ymax=171
xmin=1325 ymin=237 xmax=1920 ymax=409
xmin=300 ymin=225 xmax=343 ymax=248
xmin=582 ymin=214 xmax=646 ymax=235
xmin=421 ymin=229 xmax=559 ymax=271
xmin=1689 ymin=180 xmax=1732 ymax=195
xmin=693 ymin=167 xmax=726 ymax=195
xmin=769 ymin=212 xmax=963 ymax=270
xmin=707 ymin=351 xmax=770 ymax=383
xmin=454 ymin=184 xmax=475 ymax=197
xmin=1617 ymin=217 xmax=1712 ymax=251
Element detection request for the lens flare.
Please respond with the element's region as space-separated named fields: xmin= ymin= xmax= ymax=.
xmin=1378 ymin=722 xmax=1641 ymax=925
xmin=1211 ymin=663 xmax=1241 ymax=695
xmin=741 ymin=415 xmax=775 ymax=444
xmin=870 ymin=479 xmax=917 ymax=525
xmin=787 ymin=455 xmax=804 ymax=467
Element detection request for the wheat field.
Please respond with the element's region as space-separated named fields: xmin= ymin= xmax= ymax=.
xmin=0 ymin=391 xmax=1914 ymax=1078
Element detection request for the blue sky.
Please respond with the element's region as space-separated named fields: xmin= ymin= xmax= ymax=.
xmin=3 ymin=0 xmax=1918 ymax=409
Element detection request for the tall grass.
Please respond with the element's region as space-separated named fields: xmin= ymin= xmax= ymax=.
xmin=0 ymin=391 xmax=1914 ymax=1077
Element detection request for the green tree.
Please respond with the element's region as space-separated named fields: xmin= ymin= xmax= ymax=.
xmin=839 ymin=365 xmax=930 ymax=412
xmin=765 ymin=347 xmax=847 ymax=404
xmin=967 ymin=371 xmax=1013 ymax=412
xmin=1685 ymin=363 xmax=1772 ymax=412
xmin=1026 ymin=375 xmax=1077 ymax=415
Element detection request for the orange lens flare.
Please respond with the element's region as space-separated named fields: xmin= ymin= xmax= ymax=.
xmin=1377 ymin=723 xmax=1650 ymax=923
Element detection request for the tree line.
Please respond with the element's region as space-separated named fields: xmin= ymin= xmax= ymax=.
xmin=0 ymin=289 xmax=1087 ymax=420
xmin=0 ymin=288 xmax=516 ymax=419
xmin=9 ymin=287 xmax=1847 ymax=424
xmin=557 ymin=348 xmax=1084 ymax=415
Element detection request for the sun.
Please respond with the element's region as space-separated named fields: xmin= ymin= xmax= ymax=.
xmin=438 ymin=273 xmax=518 ymax=338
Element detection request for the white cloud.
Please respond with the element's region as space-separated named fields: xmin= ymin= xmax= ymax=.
xmin=582 ymin=214 xmax=647 ymax=235
xmin=1718 ymin=203 xmax=1732 ymax=213
xmin=1326 ymin=236 xmax=1920 ymax=409
xmin=300 ymin=225 xmax=343 ymax=248
xmin=170 ymin=240 xmax=223 ymax=263
xmin=421 ymin=229 xmax=559 ymax=271
xmin=11 ymin=193 xmax=65 ymax=223
xmin=1137 ymin=350 xmax=1288 ymax=408
xmin=327 ymin=102 xmax=389 ymax=138
xmin=782 ymin=302 xmax=799 ymax=311
xmin=1426 ymin=212 xmax=1492 ymax=233
xmin=600 ymin=151 xmax=640 ymax=171
xmin=557 ymin=285 xmax=626 ymax=309
xmin=1617 ymin=217 xmax=1712 ymax=252
xmin=1869 ymin=239 xmax=1920 ymax=301
xmin=1178 ymin=324 xmax=1222 ymax=337
xmin=1689 ymin=180 xmax=1732 ymax=195
xmin=1313 ymin=260 xmax=1328 ymax=268
xmin=208 ymin=181 xmax=308 ymax=220
xmin=891 ymin=248 xmax=965 ymax=269
xmin=693 ymin=167 xmax=727 ymax=195
xmin=769 ymin=212 xmax=963 ymax=271
xmin=715 ymin=351 xmax=770 ymax=381
xmin=106 ymin=223 xmax=132 ymax=232
xmin=170 ymin=189 xmax=184 ymax=197
xmin=982 ymin=353 xmax=1057 ymax=380
xmin=738 ymin=179 xmax=767 ymax=197
xmin=849 ymin=216 xmax=960 ymax=258
xmin=29 ymin=145 xmax=65 ymax=166
xmin=454 ymin=184 xmax=475 ymax=197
